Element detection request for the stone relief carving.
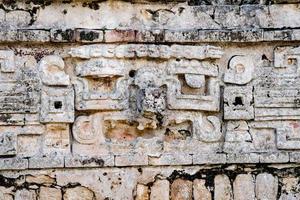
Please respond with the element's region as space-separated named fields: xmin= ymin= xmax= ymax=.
xmin=2 ymin=43 xmax=300 ymax=167
xmin=69 ymin=44 xmax=224 ymax=155
xmin=224 ymin=55 xmax=254 ymax=85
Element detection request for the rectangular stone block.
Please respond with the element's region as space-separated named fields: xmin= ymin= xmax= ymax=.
xmin=29 ymin=153 xmax=64 ymax=169
xmin=259 ymin=152 xmax=289 ymax=163
xmin=104 ymin=30 xmax=136 ymax=43
xmin=0 ymin=157 xmax=28 ymax=170
xmin=65 ymin=154 xmax=114 ymax=167
xmin=193 ymin=153 xmax=226 ymax=164
xmin=0 ymin=132 xmax=17 ymax=156
xmin=149 ymin=153 xmax=192 ymax=166
xmin=226 ymin=153 xmax=260 ymax=163
xmin=115 ymin=153 xmax=148 ymax=166
xmin=75 ymin=29 xmax=104 ymax=43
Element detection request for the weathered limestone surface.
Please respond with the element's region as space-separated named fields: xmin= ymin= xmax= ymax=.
xmin=1 ymin=0 xmax=300 ymax=199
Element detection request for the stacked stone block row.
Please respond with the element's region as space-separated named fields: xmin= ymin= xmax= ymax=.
xmin=1 ymin=165 xmax=300 ymax=200
xmin=1 ymin=28 xmax=300 ymax=43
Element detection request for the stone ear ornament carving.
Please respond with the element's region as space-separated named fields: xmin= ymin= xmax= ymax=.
xmin=224 ymin=55 xmax=254 ymax=85
xmin=39 ymin=55 xmax=74 ymax=123
xmin=39 ymin=55 xmax=70 ymax=86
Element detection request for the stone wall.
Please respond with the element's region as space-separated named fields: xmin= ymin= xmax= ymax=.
xmin=1 ymin=0 xmax=300 ymax=199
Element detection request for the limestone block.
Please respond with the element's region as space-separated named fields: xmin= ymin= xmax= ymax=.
xmin=256 ymin=173 xmax=278 ymax=200
xmin=17 ymin=134 xmax=41 ymax=157
xmin=0 ymin=186 xmax=13 ymax=200
xmin=214 ymin=175 xmax=233 ymax=200
xmin=50 ymin=29 xmax=75 ymax=42
xmin=63 ymin=186 xmax=95 ymax=200
xmin=18 ymin=30 xmax=50 ymax=42
xmin=135 ymin=30 xmax=165 ymax=43
xmin=75 ymin=29 xmax=104 ymax=43
xmin=277 ymin=122 xmax=300 ymax=149
xmin=0 ymin=157 xmax=28 ymax=170
xmin=26 ymin=174 xmax=56 ymax=185
xmin=233 ymin=174 xmax=255 ymax=200
xmin=39 ymin=187 xmax=62 ymax=200
xmin=29 ymin=153 xmax=64 ymax=169
xmin=249 ymin=128 xmax=276 ymax=152
xmin=274 ymin=46 xmax=300 ymax=71
xmin=72 ymin=114 xmax=105 ymax=145
xmin=193 ymin=179 xmax=212 ymax=200
xmin=136 ymin=184 xmax=149 ymax=200
xmin=259 ymin=152 xmax=289 ymax=163
xmin=44 ymin=124 xmax=70 ymax=153
xmin=171 ymin=179 xmax=193 ymax=200
xmin=149 ymin=153 xmax=192 ymax=166
xmin=74 ymin=76 xmax=128 ymax=111
xmin=40 ymin=86 xmax=74 ymax=123
xmin=193 ymin=153 xmax=226 ymax=165
xmin=224 ymin=86 xmax=254 ymax=120
xmin=0 ymin=132 xmax=17 ymax=156
xmin=0 ymin=50 xmax=15 ymax=72
xmin=65 ymin=154 xmax=114 ymax=168
xmin=39 ymin=55 xmax=70 ymax=86
xmin=115 ymin=153 xmax=148 ymax=166
xmin=197 ymin=116 xmax=222 ymax=142
xmin=254 ymin=53 xmax=300 ymax=120
xmin=226 ymin=153 xmax=259 ymax=163
xmin=0 ymin=30 xmax=18 ymax=42
xmin=105 ymin=29 xmax=136 ymax=43
xmin=69 ymin=44 xmax=223 ymax=60
xmin=5 ymin=11 xmax=31 ymax=28
xmin=15 ymin=189 xmax=37 ymax=200
xmin=224 ymin=55 xmax=254 ymax=85
xmin=150 ymin=180 xmax=170 ymax=200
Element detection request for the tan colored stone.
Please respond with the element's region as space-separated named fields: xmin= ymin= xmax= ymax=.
xmin=170 ymin=179 xmax=192 ymax=200
xmin=214 ymin=175 xmax=233 ymax=200
xmin=256 ymin=173 xmax=278 ymax=200
xmin=233 ymin=174 xmax=255 ymax=200
xmin=39 ymin=187 xmax=62 ymax=200
xmin=150 ymin=180 xmax=170 ymax=200
xmin=136 ymin=184 xmax=149 ymax=200
xmin=63 ymin=186 xmax=95 ymax=200
xmin=26 ymin=174 xmax=55 ymax=185
xmin=0 ymin=187 xmax=14 ymax=200
xmin=193 ymin=179 xmax=211 ymax=200
xmin=15 ymin=189 xmax=37 ymax=200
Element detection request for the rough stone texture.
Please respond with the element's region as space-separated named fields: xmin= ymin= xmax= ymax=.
xmin=0 ymin=0 xmax=300 ymax=199
xmin=171 ymin=179 xmax=193 ymax=200
xmin=193 ymin=179 xmax=212 ymax=200
xmin=150 ymin=179 xmax=170 ymax=200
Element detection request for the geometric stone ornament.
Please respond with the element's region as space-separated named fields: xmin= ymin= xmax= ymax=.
xmin=224 ymin=86 xmax=254 ymax=120
xmin=38 ymin=55 xmax=70 ymax=86
xmin=255 ymin=47 xmax=300 ymax=120
xmin=40 ymin=86 xmax=74 ymax=123
xmin=224 ymin=55 xmax=254 ymax=85
xmin=0 ymin=132 xmax=17 ymax=156
xmin=274 ymin=46 xmax=300 ymax=73
xmin=71 ymin=44 xmax=222 ymax=112
xmin=277 ymin=121 xmax=300 ymax=150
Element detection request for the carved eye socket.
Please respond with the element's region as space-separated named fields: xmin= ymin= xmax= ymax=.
xmin=288 ymin=58 xmax=297 ymax=65
xmin=129 ymin=70 xmax=136 ymax=78
xmin=235 ymin=64 xmax=245 ymax=74
xmin=233 ymin=96 xmax=244 ymax=106
xmin=54 ymin=101 xmax=63 ymax=109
